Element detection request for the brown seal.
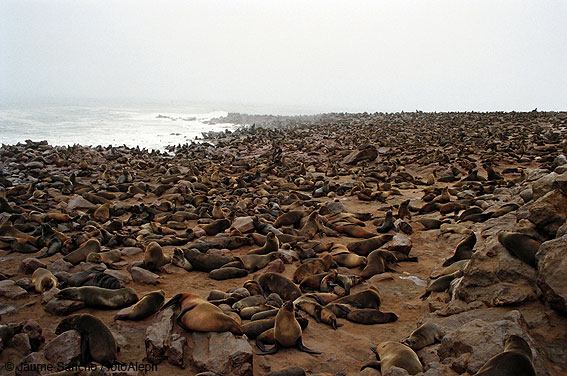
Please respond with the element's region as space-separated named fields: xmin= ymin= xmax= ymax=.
xmin=114 ymin=290 xmax=165 ymax=320
xmin=209 ymin=267 xmax=249 ymax=280
xmin=256 ymin=301 xmax=320 ymax=355
xmin=420 ymin=271 xmax=463 ymax=300
xmin=203 ymin=219 xmax=231 ymax=236
xmin=334 ymin=223 xmax=376 ymax=238
xmin=32 ymin=267 xmax=57 ymax=292
xmin=144 ymin=241 xmax=171 ymax=271
xmin=347 ymin=235 xmax=394 ymax=256
xmin=293 ymin=295 xmax=339 ymax=329
xmin=332 ymin=250 xmax=367 ymax=268
xmin=498 ymin=232 xmax=541 ymax=268
xmin=248 ymin=232 xmax=280 ymax=255
xmin=224 ymin=252 xmax=280 ymax=272
xmin=256 ymin=272 xmax=302 ymax=301
xmin=171 ymin=248 xmax=193 ymax=271
xmin=56 ymin=286 xmax=138 ymax=308
xmin=360 ymin=250 xmax=398 ymax=278
xmin=274 ymin=210 xmax=306 ymax=227
xmin=346 ymin=309 xmax=398 ymax=325
xmin=161 ymin=293 xmax=243 ymax=335
xmin=442 ymin=232 xmax=476 ymax=267
xmin=474 ymin=335 xmax=536 ymax=376
xmin=55 ymin=314 xmax=118 ymax=367
xmin=64 ymin=239 xmax=101 ymax=265
xmin=86 ymin=250 xmax=121 ymax=264
xmin=402 ymin=322 xmax=444 ymax=350
xmin=293 ymin=253 xmax=336 ymax=283
xmin=361 ymin=341 xmax=423 ymax=375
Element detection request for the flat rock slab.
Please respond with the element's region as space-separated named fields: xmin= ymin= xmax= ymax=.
xmin=536 ymin=235 xmax=567 ymax=315
xmin=131 ymin=266 xmax=159 ymax=285
xmin=43 ymin=329 xmax=81 ymax=368
xmin=0 ymin=280 xmax=29 ymax=299
xmin=44 ymin=299 xmax=85 ymax=316
xmin=145 ymin=308 xmax=174 ymax=364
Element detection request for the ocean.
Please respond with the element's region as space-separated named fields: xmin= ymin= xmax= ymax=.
xmin=0 ymin=103 xmax=238 ymax=151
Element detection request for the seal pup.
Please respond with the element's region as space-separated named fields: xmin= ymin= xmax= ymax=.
xmin=498 ymin=232 xmax=540 ymax=268
xmin=377 ymin=209 xmax=395 ymax=233
xmin=442 ymin=232 xmax=476 ymax=267
xmin=32 ymin=267 xmax=58 ymax=292
xmin=55 ymin=314 xmax=118 ymax=367
xmin=293 ymin=295 xmax=340 ymax=329
xmin=402 ymin=322 xmax=444 ymax=350
xmin=144 ymin=241 xmax=171 ymax=271
xmin=56 ymin=286 xmax=138 ymax=308
xmin=171 ymin=248 xmax=193 ymax=271
xmin=361 ymin=341 xmax=423 ymax=375
xmin=114 ymin=290 xmax=165 ymax=320
xmin=256 ymin=301 xmax=320 ymax=355
xmin=474 ymin=335 xmax=536 ymax=376
xmin=420 ymin=271 xmax=463 ymax=300
xmin=346 ymin=309 xmax=398 ymax=325
xmin=332 ymin=250 xmax=367 ymax=268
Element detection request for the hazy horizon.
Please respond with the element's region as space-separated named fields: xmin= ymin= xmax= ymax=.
xmin=1 ymin=0 xmax=566 ymax=114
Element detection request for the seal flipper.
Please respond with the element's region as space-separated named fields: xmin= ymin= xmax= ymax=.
xmin=80 ymin=334 xmax=90 ymax=365
xmin=160 ymin=293 xmax=183 ymax=311
xmin=296 ymin=338 xmax=321 ymax=354
xmin=360 ymin=361 xmax=381 ymax=371
xmin=256 ymin=340 xmax=279 ymax=355
xmin=420 ymin=291 xmax=431 ymax=300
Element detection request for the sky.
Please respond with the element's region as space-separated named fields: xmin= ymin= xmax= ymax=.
xmin=1 ymin=0 xmax=566 ymax=113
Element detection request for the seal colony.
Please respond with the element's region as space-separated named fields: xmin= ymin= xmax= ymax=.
xmin=1 ymin=110 xmax=567 ymax=375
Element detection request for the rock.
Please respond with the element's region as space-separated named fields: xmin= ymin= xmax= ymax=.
xmin=324 ymin=201 xmax=348 ymax=214
xmin=67 ymin=195 xmax=96 ymax=210
xmin=44 ymin=299 xmax=85 ymax=316
xmin=43 ymin=330 xmax=81 ymax=368
xmin=19 ymin=320 xmax=44 ymax=351
xmin=191 ymin=332 xmax=253 ymax=376
xmin=193 ymin=226 xmax=206 ymax=238
xmin=80 ymin=262 xmax=107 ymax=272
xmin=145 ymin=308 xmax=174 ymax=364
xmin=16 ymin=352 xmax=48 ymax=376
xmin=382 ymin=367 xmax=410 ymax=376
xmin=536 ymin=235 xmax=567 ymax=315
xmin=531 ymin=172 xmax=558 ymax=200
xmin=231 ymin=216 xmax=255 ymax=233
xmin=278 ymin=249 xmax=299 ymax=263
xmin=131 ymin=266 xmax=159 ymax=285
xmin=383 ymin=233 xmax=412 ymax=257
xmin=166 ymin=333 xmax=186 ymax=368
xmin=517 ymin=190 xmax=567 ymax=238
xmin=0 ymin=280 xmax=29 ymax=299
xmin=19 ymin=258 xmax=47 ymax=274
xmin=48 ymin=259 xmax=73 ymax=273
xmin=262 ymin=259 xmax=285 ymax=273
xmin=342 ymin=145 xmax=378 ymax=165
xmin=104 ymin=270 xmax=131 ymax=284
xmin=557 ymin=171 xmax=567 ymax=195
xmin=553 ymin=154 xmax=567 ymax=168
xmin=9 ymin=333 xmax=32 ymax=355
xmin=121 ymin=247 xmax=144 ymax=256
xmin=557 ymin=221 xmax=567 ymax=238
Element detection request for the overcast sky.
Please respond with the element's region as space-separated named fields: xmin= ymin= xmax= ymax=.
xmin=1 ymin=0 xmax=566 ymax=113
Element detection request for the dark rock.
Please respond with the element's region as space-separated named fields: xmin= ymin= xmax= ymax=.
xmin=44 ymin=299 xmax=85 ymax=316
xmin=536 ymin=235 xmax=567 ymax=315
xmin=19 ymin=258 xmax=47 ymax=274
xmin=190 ymin=332 xmax=253 ymax=376
xmin=43 ymin=330 xmax=81 ymax=368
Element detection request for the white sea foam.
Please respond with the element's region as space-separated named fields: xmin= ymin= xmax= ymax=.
xmin=0 ymin=105 xmax=235 ymax=151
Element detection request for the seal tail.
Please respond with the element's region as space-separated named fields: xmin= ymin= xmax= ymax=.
xmin=420 ymin=291 xmax=431 ymax=300
xmin=256 ymin=340 xmax=278 ymax=355
xmin=160 ymin=293 xmax=183 ymax=311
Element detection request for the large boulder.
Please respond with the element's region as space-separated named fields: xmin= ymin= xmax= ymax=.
xmin=536 ymin=235 xmax=567 ymax=315
xmin=43 ymin=330 xmax=82 ymax=368
xmin=190 ymin=332 xmax=253 ymax=376
xmin=145 ymin=308 xmax=174 ymax=364
xmin=517 ymin=190 xmax=567 ymax=238
xmin=342 ymin=145 xmax=378 ymax=165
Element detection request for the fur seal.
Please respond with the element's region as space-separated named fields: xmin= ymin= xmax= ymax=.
xmin=143 ymin=241 xmax=170 ymax=271
xmin=274 ymin=210 xmax=305 ymax=227
xmin=64 ymin=239 xmax=101 ymax=265
xmin=498 ymin=232 xmax=540 ymax=268
xmin=266 ymin=366 xmax=306 ymax=376
xmin=420 ymin=271 xmax=463 ymax=300
xmin=474 ymin=335 xmax=536 ymax=376
xmin=183 ymin=248 xmax=233 ymax=272
xmin=209 ymin=267 xmax=249 ymax=280
xmin=162 ymin=293 xmax=243 ymax=335
xmin=346 ymin=309 xmax=398 ymax=325
xmin=248 ymin=232 xmax=279 ymax=255
xmin=442 ymin=232 xmax=476 ymax=267
xmin=331 ymin=287 xmax=382 ymax=309
xmin=332 ymin=250 xmax=367 ymax=268
xmin=224 ymin=252 xmax=280 ymax=272
xmin=293 ymin=295 xmax=339 ymax=329
xmin=334 ymin=223 xmax=375 ymax=238
xmin=402 ymin=322 xmax=444 ymax=350
xmin=430 ymin=259 xmax=469 ymax=279
xmin=56 ymin=286 xmax=138 ymax=308
xmin=171 ymin=248 xmax=193 ymax=271
xmin=114 ymin=290 xmax=164 ymax=320
xmin=361 ymin=341 xmax=423 ymax=375
xmin=377 ymin=209 xmax=395 ymax=233
xmin=257 ymin=301 xmax=320 ymax=355
xmin=347 ymin=235 xmax=394 ymax=256
xmin=257 ymin=273 xmax=302 ymax=301
xmin=203 ymin=219 xmax=231 ymax=236
xmin=32 ymin=267 xmax=57 ymax=292
xmin=293 ymin=253 xmax=336 ymax=283
xmin=86 ymin=250 xmax=121 ymax=264
xmin=360 ymin=250 xmax=398 ymax=278
xmin=55 ymin=314 xmax=117 ymax=366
